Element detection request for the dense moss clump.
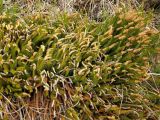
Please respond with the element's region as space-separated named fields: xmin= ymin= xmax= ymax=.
xmin=0 ymin=10 xmax=159 ymax=119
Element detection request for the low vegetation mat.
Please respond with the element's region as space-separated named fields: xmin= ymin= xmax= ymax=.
xmin=0 ymin=9 xmax=159 ymax=119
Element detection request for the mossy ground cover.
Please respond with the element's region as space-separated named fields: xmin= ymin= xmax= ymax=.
xmin=0 ymin=1 xmax=160 ymax=120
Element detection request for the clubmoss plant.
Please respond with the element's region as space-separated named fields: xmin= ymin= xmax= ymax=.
xmin=0 ymin=9 xmax=159 ymax=119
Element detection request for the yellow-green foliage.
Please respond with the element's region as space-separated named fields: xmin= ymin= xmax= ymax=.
xmin=0 ymin=10 xmax=159 ymax=119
